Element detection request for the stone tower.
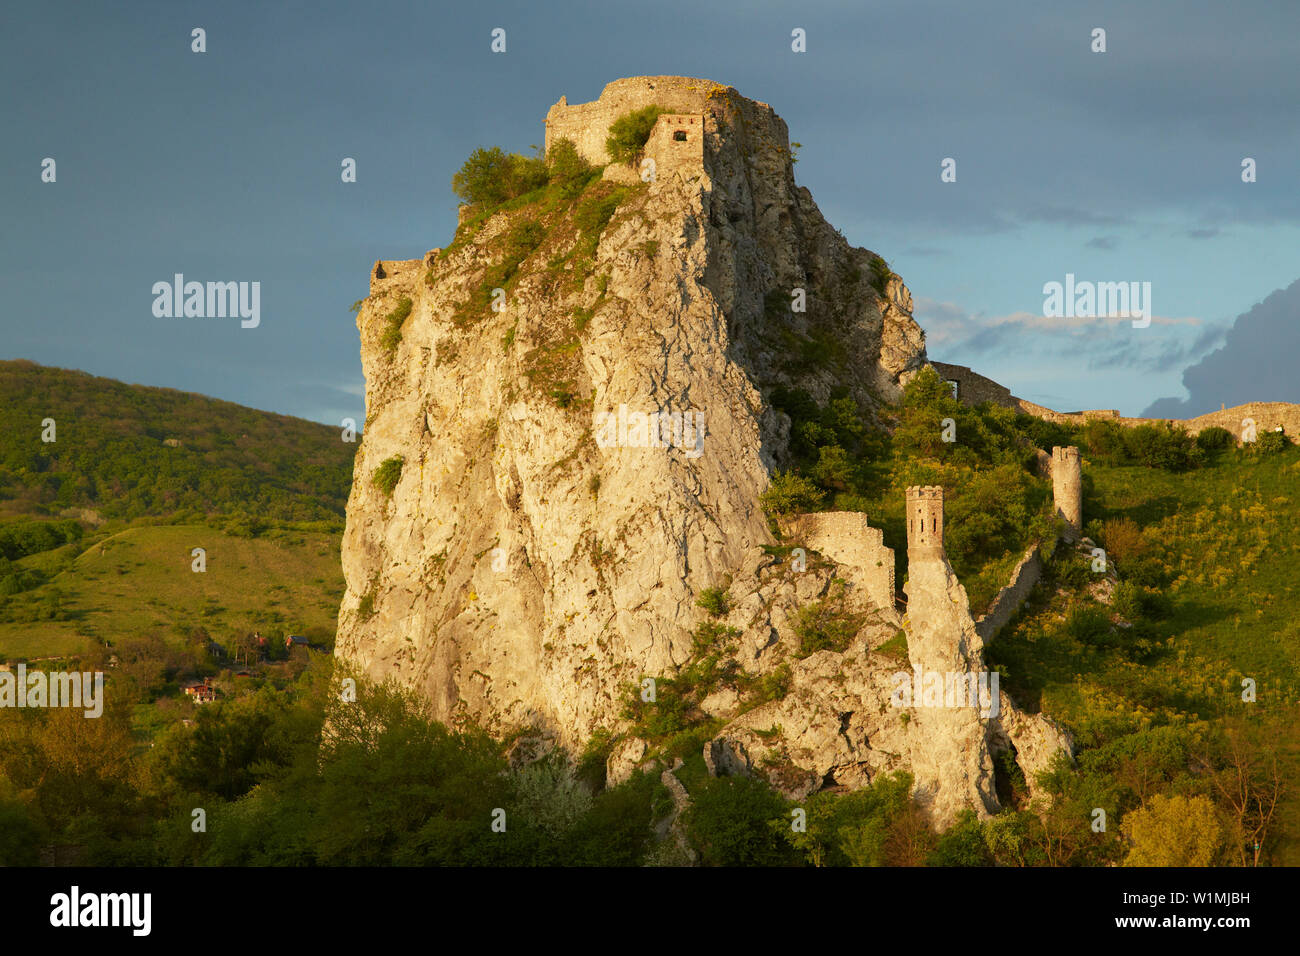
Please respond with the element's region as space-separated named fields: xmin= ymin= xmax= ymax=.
xmin=1051 ymin=446 xmax=1082 ymax=538
xmin=905 ymin=485 xmax=945 ymax=559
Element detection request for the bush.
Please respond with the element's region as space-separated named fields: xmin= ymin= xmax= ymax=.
xmin=1113 ymin=581 xmax=1171 ymax=623
xmin=1083 ymin=419 xmax=1129 ymax=462
xmin=546 ymin=138 xmax=598 ymax=196
xmin=792 ymin=589 xmax=864 ymax=657
xmin=379 ymin=297 xmax=413 ymax=353
xmin=684 ymin=776 xmax=797 ymax=866
xmin=605 ymin=106 xmax=668 ymax=165
xmin=1097 ymin=517 xmax=1149 ymax=567
xmin=574 ymin=189 xmax=624 ymax=238
xmin=452 ymin=146 xmax=548 ymax=209
xmin=1195 ymin=426 xmax=1234 ymax=452
xmin=760 ymin=471 xmax=825 ymax=515
xmin=1121 ymin=793 xmax=1224 ymax=866
xmin=695 ymin=587 xmax=730 ymax=617
xmin=927 ymin=809 xmax=992 ymax=866
xmin=1123 ymin=423 xmax=1198 ymax=471
xmin=780 ymin=771 xmax=917 ymax=866
xmin=1063 ymin=605 xmax=1114 ymax=647
xmin=1251 ymin=430 xmax=1292 ymax=455
xmin=372 ymin=456 xmax=404 ymax=497
xmin=944 ymin=464 xmax=1037 ymax=569
xmin=869 ymin=255 xmax=893 ymax=297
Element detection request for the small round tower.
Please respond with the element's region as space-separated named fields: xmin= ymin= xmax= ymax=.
xmin=905 ymin=485 xmax=945 ymax=558
xmin=1051 ymin=446 xmax=1082 ymax=537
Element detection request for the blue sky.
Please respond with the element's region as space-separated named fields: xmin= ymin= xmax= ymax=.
xmin=3 ymin=0 xmax=1297 ymax=424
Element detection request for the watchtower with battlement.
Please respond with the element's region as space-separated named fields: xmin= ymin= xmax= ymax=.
xmin=1051 ymin=446 xmax=1082 ymax=537
xmin=906 ymin=485 xmax=945 ymax=558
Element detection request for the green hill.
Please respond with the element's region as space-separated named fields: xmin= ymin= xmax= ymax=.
xmin=0 ymin=360 xmax=353 ymax=658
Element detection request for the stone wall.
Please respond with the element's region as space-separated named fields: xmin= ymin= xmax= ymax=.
xmin=370 ymin=258 xmax=422 ymax=295
xmin=642 ymin=113 xmax=705 ymax=181
xmin=936 ymin=361 xmax=1300 ymax=442
xmin=928 ymin=362 xmax=1015 ymax=409
xmin=780 ymin=511 xmax=896 ymax=615
xmin=974 ymin=544 xmax=1043 ymax=643
xmin=1180 ymin=402 xmax=1300 ymax=440
xmin=544 ymin=76 xmax=726 ymax=166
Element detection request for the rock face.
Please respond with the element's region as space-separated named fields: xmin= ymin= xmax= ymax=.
xmin=336 ymin=76 xmax=925 ymax=745
xmin=334 ymin=76 xmax=1069 ymax=825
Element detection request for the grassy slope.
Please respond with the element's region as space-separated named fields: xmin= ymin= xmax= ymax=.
xmin=0 ymin=524 xmax=344 ymax=659
xmin=0 ymin=360 xmax=352 ymax=660
xmin=987 ymin=443 xmax=1300 ymax=861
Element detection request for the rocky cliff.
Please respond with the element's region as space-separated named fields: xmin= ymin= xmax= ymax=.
xmin=335 ymin=76 xmax=1064 ymax=826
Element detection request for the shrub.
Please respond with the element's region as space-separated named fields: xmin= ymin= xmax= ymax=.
xmin=1121 ymin=793 xmax=1224 ymax=866
xmin=372 ymin=456 xmax=404 ymax=497
xmin=605 ymin=105 xmax=668 ymax=164
xmin=1123 ymin=423 xmax=1198 ymax=471
xmin=868 ymin=255 xmax=893 ymax=297
xmin=379 ymin=297 xmax=413 ymax=353
xmin=944 ymin=464 xmax=1036 ymax=569
xmin=1113 ymin=581 xmax=1171 ymax=622
xmin=792 ymin=590 xmax=864 ymax=657
xmin=574 ymin=189 xmax=625 ymax=238
xmin=546 ymin=138 xmax=599 ymax=196
xmin=1063 ymin=605 xmax=1114 ymax=647
xmin=927 ymin=809 xmax=992 ymax=866
xmin=1083 ymin=419 xmax=1130 ymax=462
xmin=1251 ymin=430 xmax=1292 ymax=455
xmin=760 ymin=471 xmax=825 ymax=515
xmin=1195 ymin=426 xmax=1234 ymax=452
xmin=684 ymin=776 xmax=796 ymax=866
xmin=1098 ymin=517 xmax=1149 ymax=567
xmin=695 ymin=587 xmax=730 ymax=617
xmin=470 ymin=219 xmax=546 ymax=315
xmin=356 ymin=590 xmax=376 ymax=620
xmin=452 ymin=146 xmax=547 ymax=208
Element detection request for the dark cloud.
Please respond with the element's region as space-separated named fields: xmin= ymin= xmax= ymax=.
xmin=1086 ymin=236 xmax=1118 ymax=250
xmin=1143 ymin=277 xmax=1300 ymax=416
xmin=1087 ymin=323 xmax=1225 ymax=373
xmin=1185 ymin=228 xmax=1220 ymax=239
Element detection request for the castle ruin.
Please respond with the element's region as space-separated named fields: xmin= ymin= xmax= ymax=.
xmin=905 ymin=485 xmax=946 ymax=559
xmin=543 ymin=75 xmax=790 ymax=186
xmin=1051 ymin=446 xmax=1083 ymax=539
xmin=780 ymin=511 xmax=897 ymax=617
xmin=544 ymin=76 xmax=718 ymax=166
xmin=930 ymin=360 xmax=1300 ymax=440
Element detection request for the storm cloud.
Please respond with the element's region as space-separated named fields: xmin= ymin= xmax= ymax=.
xmin=1144 ymin=277 xmax=1300 ymax=417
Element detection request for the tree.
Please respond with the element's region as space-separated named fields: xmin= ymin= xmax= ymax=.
xmin=760 ymin=471 xmax=825 ymax=516
xmin=605 ymin=106 xmax=668 ymax=164
xmin=685 ymin=776 xmax=797 ymax=866
xmin=1191 ymin=717 xmax=1287 ymax=866
xmin=451 ymin=146 xmax=547 ymax=208
xmin=1120 ymin=793 xmax=1224 ymax=866
xmin=546 ymin=138 xmax=597 ymax=197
